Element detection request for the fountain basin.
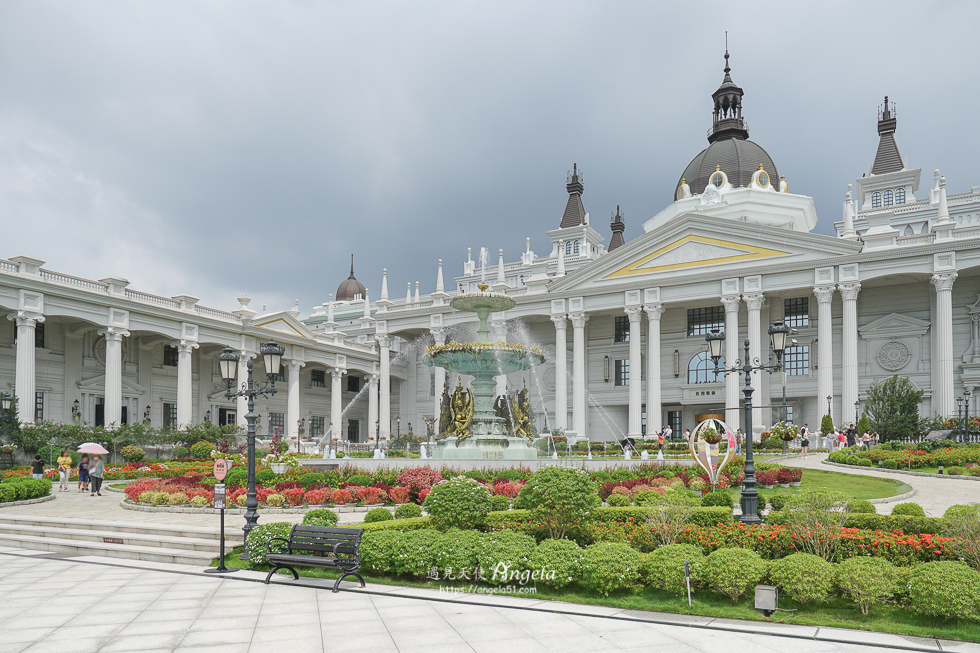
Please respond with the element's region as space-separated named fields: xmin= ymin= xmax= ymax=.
xmin=423 ymin=342 xmax=544 ymax=376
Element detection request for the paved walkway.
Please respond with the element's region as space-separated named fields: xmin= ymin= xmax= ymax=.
xmin=780 ymin=453 xmax=980 ymax=517
xmin=2 ymin=548 xmax=977 ymax=653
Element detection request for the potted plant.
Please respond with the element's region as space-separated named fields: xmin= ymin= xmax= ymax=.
xmin=789 ymin=469 xmax=803 ymax=486
xmin=770 ymin=421 xmax=799 ymax=442
xmin=755 ymin=471 xmax=776 ymax=489
xmin=699 ymin=425 xmax=723 ymax=445
xmin=263 ymin=450 xmax=298 ymax=475
xmin=775 ymin=468 xmax=793 ymax=488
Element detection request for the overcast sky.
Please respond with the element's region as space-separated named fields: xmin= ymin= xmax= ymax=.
xmin=1 ymin=1 xmax=977 ymax=314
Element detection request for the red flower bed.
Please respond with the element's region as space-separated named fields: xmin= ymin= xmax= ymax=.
xmin=330 ymin=489 xmax=353 ymax=504
xmin=776 ymin=468 xmax=794 ymax=484
xmin=493 ymin=482 xmax=520 ymax=498
xmin=305 ymin=490 xmax=329 ymax=505
xmin=389 ymin=487 xmax=410 ymax=504
xmin=396 ymin=468 xmax=443 ymax=494
xmin=282 ymin=488 xmax=305 ymax=506
xmin=357 ymin=487 xmax=383 ymax=504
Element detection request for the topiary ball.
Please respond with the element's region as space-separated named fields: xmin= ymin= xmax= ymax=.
xmin=364 ymin=507 xmax=393 ymax=523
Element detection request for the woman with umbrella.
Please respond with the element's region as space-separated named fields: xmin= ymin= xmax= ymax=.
xmin=77 ymin=443 xmax=109 ymax=497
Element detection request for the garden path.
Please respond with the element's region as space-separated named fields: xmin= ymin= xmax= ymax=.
xmin=2 ymin=548 xmax=975 ymax=653
xmin=781 ymin=453 xmax=980 ymax=517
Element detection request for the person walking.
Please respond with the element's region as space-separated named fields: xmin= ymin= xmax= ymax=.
xmin=89 ymin=455 xmax=104 ymax=496
xmin=862 ymin=431 xmax=872 ymax=450
xmin=846 ymin=424 xmax=856 ymax=447
xmin=31 ymin=455 xmax=45 ymax=480
xmin=77 ymin=454 xmax=90 ymax=493
xmin=56 ymin=450 xmax=72 ymax=492
xmin=824 ymin=428 xmax=834 ymax=451
xmin=735 ymin=429 xmax=742 ymax=454
xmin=837 ymin=431 xmax=847 ymax=450
xmin=800 ymin=423 xmax=810 ymax=459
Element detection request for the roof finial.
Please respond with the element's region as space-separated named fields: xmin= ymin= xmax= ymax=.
xmin=349 ymin=254 xmax=355 ymax=278
xmin=723 ymin=32 xmax=730 ymax=75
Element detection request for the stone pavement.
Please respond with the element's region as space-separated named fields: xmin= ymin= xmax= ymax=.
xmin=781 ymin=453 xmax=980 ymax=517
xmin=2 ymin=548 xmax=978 ymax=653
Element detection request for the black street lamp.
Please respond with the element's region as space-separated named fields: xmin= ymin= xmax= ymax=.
xmin=957 ymin=396 xmax=964 ymax=444
xmin=706 ymin=321 xmax=790 ymax=525
xmin=2 ymin=393 xmax=13 ymax=412
xmin=826 ymin=395 xmax=832 ymax=418
xmin=965 ymin=390 xmax=973 ymax=444
xmin=396 ymin=415 xmax=401 ymax=439
xmin=217 ymin=339 xmax=285 ymax=559
xmin=854 ymin=399 xmax=860 ymax=426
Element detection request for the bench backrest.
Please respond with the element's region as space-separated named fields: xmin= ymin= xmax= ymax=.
xmin=288 ymin=525 xmax=363 ymax=557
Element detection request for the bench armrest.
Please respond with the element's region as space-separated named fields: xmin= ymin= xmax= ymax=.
xmin=331 ymin=541 xmax=356 ymax=557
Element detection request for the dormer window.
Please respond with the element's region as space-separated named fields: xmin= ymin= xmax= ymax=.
xmin=872 ymin=192 xmax=882 ymax=208
xmin=883 ymin=190 xmax=893 ymax=207
xmin=709 ymin=171 xmax=725 ymax=188
xmin=895 ymin=188 xmax=906 ymax=205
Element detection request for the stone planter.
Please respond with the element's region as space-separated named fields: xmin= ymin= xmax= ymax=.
xmin=760 ymin=484 xmax=774 ymax=490
xmin=336 ymin=503 xmax=355 ymax=513
xmin=778 ymin=483 xmax=790 ymax=488
xmin=790 ymin=481 xmax=801 ymax=487
xmin=270 ymin=463 xmax=289 ymax=474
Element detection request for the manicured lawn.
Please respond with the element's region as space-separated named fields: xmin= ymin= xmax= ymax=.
xmin=215 ymin=548 xmax=980 ymax=642
xmin=749 ymin=468 xmax=910 ymax=501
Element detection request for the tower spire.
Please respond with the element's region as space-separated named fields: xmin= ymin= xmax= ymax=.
xmin=349 ymin=254 xmax=355 ymax=278
xmin=871 ymin=95 xmax=904 ymax=175
xmin=559 ymin=163 xmax=587 ymax=228
xmin=708 ymin=44 xmax=748 ymax=143
xmin=608 ymin=205 xmax=626 ymax=251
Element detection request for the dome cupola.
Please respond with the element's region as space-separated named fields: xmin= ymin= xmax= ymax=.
xmin=336 ymin=254 xmax=367 ymax=301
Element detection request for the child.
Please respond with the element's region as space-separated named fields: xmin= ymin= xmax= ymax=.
xmin=56 ymin=450 xmax=73 ymax=492
xmin=31 ymin=455 xmax=44 ymax=480
xmin=77 ymin=454 xmax=90 ymax=493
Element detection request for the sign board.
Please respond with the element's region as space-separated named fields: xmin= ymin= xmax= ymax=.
xmin=213 ymin=458 xmax=228 ymax=481
xmin=925 ymin=430 xmax=954 ymax=441
xmin=214 ymin=482 xmax=226 ymax=510
xmin=103 ymin=537 xmax=124 ymax=545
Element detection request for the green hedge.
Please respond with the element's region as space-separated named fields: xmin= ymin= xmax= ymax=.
xmin=0 ymin=477 xmax=52 ymax=503
xmin=844 ymin=513 xmax=947 ymax=535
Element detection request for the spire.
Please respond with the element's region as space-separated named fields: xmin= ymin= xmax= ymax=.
xmin=380 ymin=268 xmax=389 ymax=301
xmin=435 ymin=259 xmax=445 ymax=294
xmin=608 ymin=205 xmax=626 ymax=251
xmin=349 ymin=254 xmax=355 ymax=277
xmin=936 ymin=176 xmax=952 ymax=224
xmin=406 ymin=282 xmax=412 ymax=304
xmin=559 ymin=163 xmax=587 ymax=228
xmin=841 ymin=185 xmax=856 ymax=239
xmin=871 ymin=96 xmax=904 ymax=175
xmin=708 ymin=46 xmax=748 ymax=143
xmin=414 ymin=281 xmax=420 ymax=303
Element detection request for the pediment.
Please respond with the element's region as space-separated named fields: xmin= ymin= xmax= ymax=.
xmin=253 ymin=312 xmax=314 ymax=339
xmin=606 ymin=235 xmax=789 ymax=279
xmin=859 ymin=313 xmax=930 ymax=339
xmin=77 ymin=375 xmax=145 ymax=394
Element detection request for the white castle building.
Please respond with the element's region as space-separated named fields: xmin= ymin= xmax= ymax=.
xmin=4 ymin=52 xmax=980 ymax=443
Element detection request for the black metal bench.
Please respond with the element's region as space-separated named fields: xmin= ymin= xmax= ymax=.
xmin=264 ymin=525 xmax=365 ymax=592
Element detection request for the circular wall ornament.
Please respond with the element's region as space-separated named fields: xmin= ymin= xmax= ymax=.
xmin=94 ymin=336 xmax=107 ymax=366
xmin=877 ymin=341 xmax=911 ymax=371
xmin=542 ymin=366 xmax=556 ymax=393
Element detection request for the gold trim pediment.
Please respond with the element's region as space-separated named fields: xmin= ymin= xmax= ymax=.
xmin=605 ymin=235 xmax=789 ymax=279
xmin=254 ymin=318 xmax=307 ymax=338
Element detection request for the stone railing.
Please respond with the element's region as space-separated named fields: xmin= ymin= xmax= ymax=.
xmin=124 ymin=289 xmax=181 ymax=309
xmin=895 ymin=233 xmax=936 ymax=246
xmin=0 ymin=259 xmax=17 ymax=273
xmin=195 ymin=305 xmax=239 ymax=322
xmin=39 ymin=269 xmax=110 ymax=293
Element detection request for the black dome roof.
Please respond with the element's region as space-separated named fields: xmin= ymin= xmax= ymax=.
xmin=678 ymin=138 xmax=778 ymax=195
xmin=336 ymin=255 xmax=366 ymax=301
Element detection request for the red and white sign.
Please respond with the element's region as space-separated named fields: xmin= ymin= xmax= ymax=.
xmin=213 ymin=459 xmax=228 ymax=482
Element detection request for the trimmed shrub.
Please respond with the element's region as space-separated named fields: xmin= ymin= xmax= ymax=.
xmin=969 ymin=466 xmax=980 ymax=477
xmin=167 ymin=492 xmax=189 ymax=505
xmin=346 ymin=474 xmax=374 ymax=487
xmin=255 ymin=469 xmax=275 ymax=486
xmin=298 ymin=472 xmax=325 ymax=488
xmin=835 ymin=557 xmax=899 ymax=614
xmin=423 ymin=477 xmax=491 ymax=531
xmin=303 ymin=508 xmax=339 ymax=527
xmin=244 ymin=521 xmax=293 ymax=567
xmin=463 ymin=470 xmax=486 ymax=481
xmin=265 ymin=494 xmax=285 ymax=507
xmin=581 ymin=543 xmax=642 ymax=596
xmin=360 ymin=530 xmax=401 ymax=574
xmin=906 ymin=562 xmax=980 ymax=620
xmin=947 ymin=466 xmax=965 ymax=476
xmin=330 ymin=489 xmax=353 ymax=505
xmin=434 ymin=529 xmax=485 ymax=572
xmin=364 ymin=508 xmax=393 ymax=523
xmin=489 ymin=494 xmax=510 ymax=512
xmin=530 ymin=539 xmax=583 ymax=589
xmin=848 ymin=499 xmax=876 ymax=514
xmin=396 ymin=468 xmax=443 ymax=495
xmin=120 ymin=445 xmax=145 ymax=462
xmin=171 ymin=446 xmax=188 ymax=460
xmin=394 ymin=503 xmax=423 ymax=520
xmin=225 ymin=466 xmax=247 ymax=487
xmin=304 ymin=490 xmax=329 ymax=505
xmin=883 ymin=459 xmax=898 ymax=469
xmin=944 ymin=504 xmax=978 ymax=520
xmin=891 ymin=502 xmax=926 ymax=518
xmin=699 ymin=548 xmax=767 ymax=602
xmin=189 ymin=495 xmax=209 ymax=508
xmin=521 ymin=467 xmax=601 ymax=539
xmin=606 ymin=494 xmax=631 ymax=507
xmin=769 ymin=494 xmax=790 ymax=512
xmin=688 ymin=507 xmax=734 ymax=527
xmin=360 ymin=516 xmax=431 ymax=533
xmin=392 ymin=528 xmax=441 ymax=577
xmin=769 ymin=553 xmax=834 ymax=604
xmin=189 ymin=441 xmax=213 ymax=459
xmin=701 ymin=491 xmax=734 ymax=508
xmin=479 ymin=530 xmax=538 ymax=585
xmin=642 ymin=543 xmax=704 ymax=595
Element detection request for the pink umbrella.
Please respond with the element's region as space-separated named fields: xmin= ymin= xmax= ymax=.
xmin=77 ymin=442 xmax=109 ymax=455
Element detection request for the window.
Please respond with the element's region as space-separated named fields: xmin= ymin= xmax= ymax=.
xmin=667 ymin=410 xmax=682 ymax=436
xmin=871 ymin=191 xmax=882 ymax=208
xmin=347 ymin=419 xmax=360 ymax=442
xmin=783 ymin=297 xmax=809 ymax=328
xmin=565 ymin=241 xmax=573 ymax=255
xmin=163 ymin=345 xmax=178 ymax=367
xmin=218 ymin=407 xmax=236 ymax=426
xmin=641 ymin=410 xmax=647 ymax=436
xmin=883 ymin=189 xmax=893 ymax=207
xmin=310 ymin=416 xmax=325 ymax=438
xmin=347 ymin=376 xmax=360 ymax=393
xmin=614 ymin=359 xmax=629 ymax=386
xmin=163 ymin=403 xmax=177 ymax=428
xmin=614 ymin=316 xmax=630 ymax=342
xmin=688 ymin=351 xmax=723 ymax=384
xmin=311 ymin=369 xmax=325 ymax=388
xmin=783 ymin=345 xmax=810 ymax=376
xmin=687 ymin=306 xmax=725 ymax=336
xmin=270 ymin=365 xmax=285 ymax=383
xmin=785 ymin=405 xmax=794 ymax=424
xmin=34 ymin=392 xmax=43 ymax=421
xmin=573 ymin=240 xmax=580 ymax=255
xmin=895 ymin=188 xmax=906 ymax=205
xmin=269 ymin=412 xmax=285 ymax=435
xmin=35 ymin=323 xmax=44 ymax=348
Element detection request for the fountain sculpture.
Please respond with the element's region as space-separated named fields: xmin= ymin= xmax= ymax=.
xmin=423 ymin=284 xmax=543 ymax=459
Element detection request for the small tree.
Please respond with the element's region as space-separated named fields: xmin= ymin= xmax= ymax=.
xmin=864 ymin=375 xmax=923 ymax=442
xmin=0 ymin=395 xmax=20 ymax=441
xmin=820 ymin=413 xmax=834 ymax=435
xmin=781 ymin=489 xmax=851 ymax=562
xmin=521 ymin=467 xmax=600 ymax=539
xmin=856 ymin=414 xmax=870 ymax=435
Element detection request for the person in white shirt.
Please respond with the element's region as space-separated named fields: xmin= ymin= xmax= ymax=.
xmin=800 ymin=423 xmax=810 ymax=458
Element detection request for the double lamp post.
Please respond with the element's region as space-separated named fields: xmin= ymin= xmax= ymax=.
xmin=217 ymin=339 xmax=285 ymax=560
xmin=705 ymin=321 xmax=790 ymax=525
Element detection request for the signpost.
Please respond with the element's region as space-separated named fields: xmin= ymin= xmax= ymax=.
xmin=205 ymin=459 xmax=237 ymax=574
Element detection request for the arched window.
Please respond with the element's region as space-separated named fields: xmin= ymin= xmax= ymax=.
xmin=904 ymin=225 xmax=914 ymax=236
xmin=573 ymin=240 xmax=580 ymax=255
xmin=895 ymin=188 xmax=906 ymax=205
xmin=565 ymin=241 xmax=573 ymax=255
xmin=872 ymin=192 xmax=882 ymax=208
xmin=688 ymin=351 xmax=724 ymax=384
xmin=883 ymin=190 xmax=893 ymax=206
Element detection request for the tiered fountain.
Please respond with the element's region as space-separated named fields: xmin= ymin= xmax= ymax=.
xmin=423 ymin=284 xmax=543 ymax=460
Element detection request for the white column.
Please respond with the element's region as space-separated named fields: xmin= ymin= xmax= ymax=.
xmin=377 ymin=334 xmax=391 ymax=438
xmin=176 ymin=341 xmax=198 ymax=427
xmin=331 ymin=368 xmax=345 ymax=440
xmin=286 ymin=360 xmax=304 ymax=441
xmin=813 ymin=286 xmax=836 ymax=423
xmin=626 ymin=306 xmax=643 ymax=438
xmin=551 ymin=315 xmax=568 ymax=431
xmin=721 ymin=296 xmax=741 ymax=431
xmin=100 ymin=327 xmax=129 ymax=429
xmin=743 ymin=293 xmax=765 ymax=436
xmin=10 ymin=313 xmax=43 ymax=424
xmin=932 ymin=272 xmax=957 ymax=416
xmin=644 ymin=303 xmax=664 ymax=437
xmin=839 ymin=282 xmax=861 ymax=427
xmin=570 ymin=312 xmax=588 ymax=438
xmin=236 ymin=353 xmax=250 ymax=429
xmin=431 ymin=327 xmax=447 ymax=424
xmin=367 ymin=374 xmax=379 ymax=441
